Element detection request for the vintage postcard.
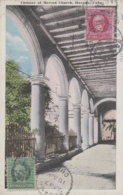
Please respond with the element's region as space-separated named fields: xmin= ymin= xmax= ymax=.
xmin=0 ymin=0 xmax=123 ymax=194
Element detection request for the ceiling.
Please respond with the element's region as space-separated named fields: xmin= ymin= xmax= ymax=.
xmin=28 ymin=6 xmax=116 ymax=98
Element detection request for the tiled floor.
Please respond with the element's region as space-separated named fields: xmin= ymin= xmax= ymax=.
xmin=37 ymin=143 xmax=116 ymax=191
xmin=63 ymin=143 xmax=116 ymax=189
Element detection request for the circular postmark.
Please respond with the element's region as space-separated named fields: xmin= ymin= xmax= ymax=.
xmin=85 ymin=6 xmax=123 ymax=60
xmin=85 ymin=7 xmax=123 ymax=62
xmin=87 ymin=28 xmax=123 ymax=62
xmin=36 ymin=165 xmax=73 ymax=195
xmin=11 ymin=158 xmax=31 ymax=182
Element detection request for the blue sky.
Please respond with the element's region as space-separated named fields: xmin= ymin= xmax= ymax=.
xmin=6 ymin=16 xmax=32 ymax=76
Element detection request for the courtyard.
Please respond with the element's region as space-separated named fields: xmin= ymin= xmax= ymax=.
xmin=37 ymin=142 xmax=116 ymax=190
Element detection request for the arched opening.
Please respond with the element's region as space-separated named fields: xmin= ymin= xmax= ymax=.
xmin=81 ymin=89 xmax=89 ymax=150
xmin=45 ymin=54 xmax=68 ymax=129
xmin=6 ymin=14 xmax=34 ymax=130
xmin=89 ymin=98 xmax=94 ymax=146
xmin=102 ymin=110 xmax=116 ymax=141
xmin=94 ymin=98 xmax=116 ymax=111
xmin=81 ymin=89 xmax=89 ymax=111
xmin=6 ymin=16 xmax=33 ymax=76
xmin=45 ymin=57 xmax=60 ymax=128
xmin=6 ymin=6 xmax=44 ymax=75
xmin=45 ymin=54 xmax=68 ymax=95
xmin=68 ymin=77 xmax=81 ymax=149
xmin=6 ymin=6 xmax=46 ymax=160
xmin=96 ymin=101 xmax=116 ymax=143
xmin=45 ymin=54 xmax=69 ymax=155
xmin=6 ymin=7 xmax=45 ymax=130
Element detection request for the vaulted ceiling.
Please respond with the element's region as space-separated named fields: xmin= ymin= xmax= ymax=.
xmin=27 ymin=6 xmax=116 ymax=98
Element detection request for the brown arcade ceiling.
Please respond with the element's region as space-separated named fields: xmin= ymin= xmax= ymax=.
xmin=27 ymin=6 xmax=116 ymax=98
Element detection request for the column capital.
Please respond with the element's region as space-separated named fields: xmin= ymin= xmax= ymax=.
xmin=58 ymin=95 xmax=69 ymax=101
xmin=81 ymin=110 xmax=90 ymax=114
xmin=27 ymin=74 xmax=49 ymax=85
xmin=73 ymin=104 xmax=81 ymax=109
xmin=89 ymin=113 xmax=94 ymax=117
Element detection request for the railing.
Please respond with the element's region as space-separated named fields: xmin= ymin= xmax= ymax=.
xmin=69 ymin=136 xmax=77 ymax=150
xmin=45 ymin=136 xmax=64 ymax=157
xmin=6 ymin=124 xmax=79 ymax=158
xmin=5 ymin=139 xmax=35 ymax=157
xmin=5 ymin=123 xmax=35 ymax=158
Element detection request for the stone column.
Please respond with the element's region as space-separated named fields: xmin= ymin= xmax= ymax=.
xmin=94 ymin=117 xmax=99 ymax=144
xmin=73 ymin=104 xmax=81 ymax=148
xmin=89 ymin=113 xmax=94 ymax=146
xmin=81 ymin=114 xmax=83 ymax=146
xmin=82 ymin=110 xmax=89 ymax=150
xmin=99 ymin=112 xmax=103 ymax=142
xmin=29 ymin=75 xmax=48 ymax=161
xmin=59 ymin=95 xmax=69 ymax=151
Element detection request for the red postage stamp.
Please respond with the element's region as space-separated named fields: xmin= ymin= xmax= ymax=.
xmin=85 ymin=7 xmax=114 ymax=41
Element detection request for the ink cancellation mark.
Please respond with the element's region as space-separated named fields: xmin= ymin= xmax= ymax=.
xmin=86 ymin=7 xmax=114 ymax=41
xmin=37 ymin=165 xmax=73 ymax=195
xmin=7 ymin=157 xmax=36 ymax=190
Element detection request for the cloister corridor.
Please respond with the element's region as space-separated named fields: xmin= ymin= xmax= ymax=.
xmin=37 ymin=142 xmax=116 ymax=190
xmin=5 ymin=5 xmax=117 ymax=191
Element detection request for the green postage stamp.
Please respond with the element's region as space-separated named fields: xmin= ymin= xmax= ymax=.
xmin=7 ymin=158 xmax=36 ymax=190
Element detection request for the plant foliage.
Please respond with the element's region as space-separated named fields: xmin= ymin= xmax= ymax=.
xmin=103 ymin=121 xmax=116 ymax=136
xmin=6 ymin=60 xmax=31 ymax=129
xmin=6 ymin=60 xmax=52 ymax=130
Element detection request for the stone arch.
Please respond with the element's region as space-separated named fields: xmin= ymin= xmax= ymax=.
xmin=69 ymin=77 xmax=81 ymax=105
xmin=45 ymin=54 xmax=68 ymax=96
xmin=94 ymin=98 xmax=116 ymax=111
xmin=68 ymin=77 xmax=81 ymax=147
xmin=90 ymin=98 xmax=94 ymax=113
xmin=6 ymin=6 xmax=44 ymax=75
xmin=81 ymin=89 xmax=89 ymax=110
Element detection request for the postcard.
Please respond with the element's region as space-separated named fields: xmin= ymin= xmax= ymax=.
xmin=0 ymin=0 xmax=123 ymax=194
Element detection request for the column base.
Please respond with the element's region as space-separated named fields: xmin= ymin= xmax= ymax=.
xmin=94 ymin=141 xmax=98 ymax=144
xmin=82 ymin=144 xmax=89 ymax=151
xmin=89 ymin=143 xmax=95 ymax=148
xmin=89 ymin=142 xmax=94 ymax=146
xmin=35 ymin=149 xmax=45 ymax=161
xmin=61 ymin=147 xmax=69 ymax=153
xmin=77 ymin=145 xmax=82 ymax=149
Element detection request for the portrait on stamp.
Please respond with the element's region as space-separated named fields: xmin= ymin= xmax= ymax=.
xmin=11 ymin=161 xmax=31 ymax=182
xmin=86 ymin=8 xmax=114 ymax=41
xmin=7 ymin=158 xmax=35 ymax=189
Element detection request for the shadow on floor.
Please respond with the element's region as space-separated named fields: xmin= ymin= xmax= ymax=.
xmin=99 ymin=140 xmax=116 ymax=145
xmin=85 ymin=172 xmax=116 ymax=183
